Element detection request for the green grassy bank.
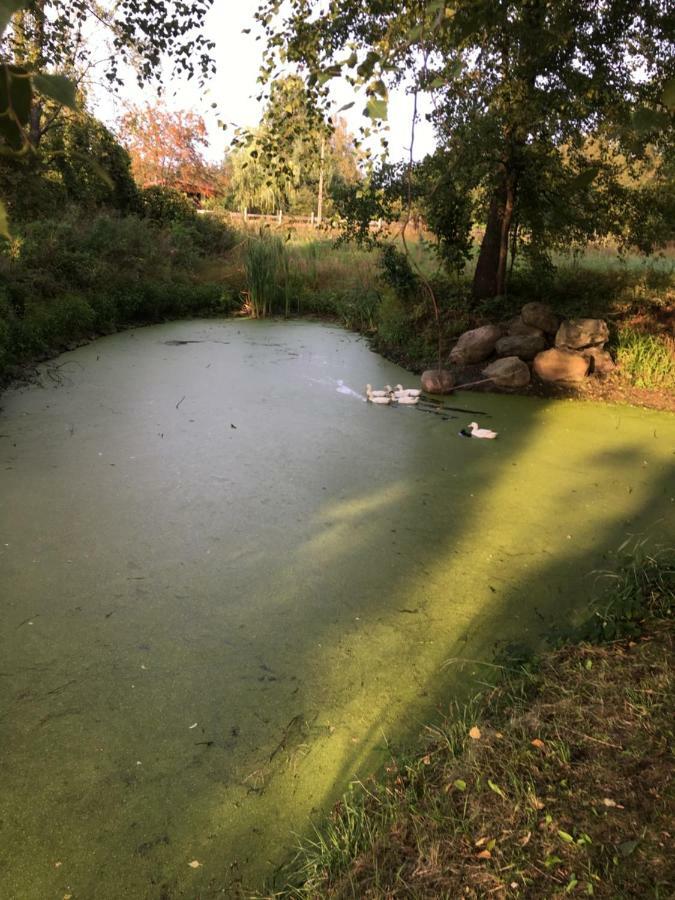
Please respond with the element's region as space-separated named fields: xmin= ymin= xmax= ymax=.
xmin=1 ymin=214 xmax=673 ymax=399
xmin=265 ymin=546 xmax=674 ymax=898
xmin=0 ymin=208 xmax=238 ymax=382
xmin=215 ymin=225 xmax=675 ymax=396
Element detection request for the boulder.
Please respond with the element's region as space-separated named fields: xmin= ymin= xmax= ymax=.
xmin=533 ymin=348 xmax=590 ymax=382
xmin=482 ymin=356 xmax=531 ymax=389
xmin=421 ymin=368 xmax=455 ymax=394
xmin=495 ymin=332 xmax=547 ymax=361
xmin=449 ymin=324 xmax=503 ymax=365
xmin=507 ymin=316 xmax=546 ymax=338
xmin=555 ymin=318 xmax=609 ymax=350
xmin=582 ymin=346 xmax=616 ymax=374
xmin=521 ymin=302 xmax=559 ymax=334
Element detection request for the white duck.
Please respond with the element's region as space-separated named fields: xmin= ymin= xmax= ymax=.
xmin=366 ymin=386 xmax=392 ymax=404
xmin=366 ymin=384 xmax=392 ymax=398
xmin=396 ymin=394 xmax=419 ymax=405
xmin=467 ymin=422 xmax=498 ymax=439
xmin=394 ymin=383 xmax=422 ymax=398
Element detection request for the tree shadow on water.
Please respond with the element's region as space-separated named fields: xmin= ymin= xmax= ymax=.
xmin=211 ymin=400 xmax=675 ymax=897
xmin=2 ymin=370 xmax=674 ymax=900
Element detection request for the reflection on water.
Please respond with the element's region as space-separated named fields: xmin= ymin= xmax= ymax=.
xmin=0 ymin=319 xmax=673 ymax=898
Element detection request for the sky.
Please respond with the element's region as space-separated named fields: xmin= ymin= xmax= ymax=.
xmin=91 ymin=0 xmax=436 ymax=164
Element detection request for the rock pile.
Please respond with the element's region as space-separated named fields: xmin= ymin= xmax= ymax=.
xmin=427 ymin=303 xmax=615 ymax=392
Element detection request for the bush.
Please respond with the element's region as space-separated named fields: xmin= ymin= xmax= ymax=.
xmin=379 ymin=244 xmax=419 ymax=298
xmin=139 ymin=185 xmax=196 ymax=224
xmin=0 ymin=208 xmax=240 ymax=380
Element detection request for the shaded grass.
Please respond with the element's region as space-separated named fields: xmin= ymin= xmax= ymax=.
xmin=266 ymin=547 xmax=674 ymax=899
xmin=0 ymin=209 xmax=237 ymax=381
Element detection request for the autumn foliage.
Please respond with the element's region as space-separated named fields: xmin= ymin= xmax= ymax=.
xmin=119 ymin=103 xmax=223 ymax=198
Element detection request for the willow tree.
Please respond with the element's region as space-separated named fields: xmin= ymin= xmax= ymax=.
xmin=257 ymin=0 xmax=675 ymax=298
xmin=230 ymin=75 xmax=360 ymax=215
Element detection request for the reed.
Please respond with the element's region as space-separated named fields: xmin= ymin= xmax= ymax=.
xmin=244 ymin=230 xmax=287 ymax=318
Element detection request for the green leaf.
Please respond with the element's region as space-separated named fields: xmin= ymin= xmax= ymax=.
xmin=662 ymin=78 xmax=675 ymax=111
xmin=632 ymin=106 xmax=669 ymax=134
xmin=453 ymin=778 xmax=466 ymax=791
xmin=571 ymin=166 xmax=600 ymax=191
xmin=0 ymin=66 xmax=29 ymax=151
xmin=365 ymin=97 xmax=387 ymax=121
xmin=0 ymin=64 xmax=32 ymax=125
xmin=318 ymin=64 xmax=341 ymax=85
xmin=488 ymin=780 xmax=506 ymax=799
xmin=558 ymin=830 xmax=575 ymax=843
xmin=0 ymin=0 xmax=27 ymax=38
xmin=32 ymin=73 xmax=77 ymax=109
xmin=0 ymin=198 xmax=10 ymax=240
xmin=336 ymin=101 xmax=354 ymax=113
xmin=618 ymin=839 xmax=639 ymax=857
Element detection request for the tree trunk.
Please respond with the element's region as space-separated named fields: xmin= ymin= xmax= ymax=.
xmin=316 ymin=136 xmax=325 ymax=225
xmin=472 ymin=168 xmax=516 ymax=300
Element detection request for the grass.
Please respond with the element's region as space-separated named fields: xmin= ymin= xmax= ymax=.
xmin=264 ymin=546 xmax=674 ymax=898
xmin=244 ymin=231 xmax=287 ymax=318
xmin=0 ymin=209 xmax=238 ymax=382
xmin=614 ymin=328 xmax=675 ymax=391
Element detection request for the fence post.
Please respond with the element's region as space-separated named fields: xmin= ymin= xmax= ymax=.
xmin=243 ymin=207 xmax=248 ymax=222
xmin=310 ymin=211 xmax=314 ymax=226
xmin=278 ymin=209 xmax=282 ymax=224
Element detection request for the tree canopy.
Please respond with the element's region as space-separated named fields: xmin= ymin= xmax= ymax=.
xmin=257 ymin=0 xmax=675 ymax=296
xmin=119 ymin=103 xmax=221 ymax=198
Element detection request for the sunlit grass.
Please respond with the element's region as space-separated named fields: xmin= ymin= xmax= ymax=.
xmin=614 ymin=327 xmax=675 ymax=390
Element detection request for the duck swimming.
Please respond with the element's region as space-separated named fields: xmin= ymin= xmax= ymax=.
xmin=466 ymin=422 xmax=498 ymax=439
xmin=394 ymin=384 xmax=422 ymax=398
xmin=366 ymin=384 xmax=392 ymax=398
xmin=366 ymin=387 xmax=392 ymax=404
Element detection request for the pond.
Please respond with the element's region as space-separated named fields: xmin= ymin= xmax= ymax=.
xmin=1 ymin=319 xmax=673 ymax=898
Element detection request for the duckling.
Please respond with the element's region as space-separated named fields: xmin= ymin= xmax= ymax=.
xmin=366 ymin=384 xmax=392 ymax=398
xmin=467 ymin=422 xmax=497 ymax=439
xmin=367 ymin=388 xmax=392 ymax=405
xmin=393 ymin=383 xmax=422 ymax=398
xmin=396 ymin=394 xmax=419 ymax=405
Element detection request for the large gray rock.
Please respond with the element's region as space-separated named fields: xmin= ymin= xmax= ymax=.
xmin=555 ymin=318 xmax=609 ymax=350
xmin=582 ymin=346 xmax=616 ymax=374
xmin=421 ymin=369 xmax=455 ymax=394
xmin=495 ymin=332 xmax=547 ymax=361
xmin=507 ymin=316 xmax=546 ymax=338
xmin=521 ymin=302 xmax=559 ymax=334
xmin=533 ymin=348 xmax=590 ymax=382
xmin=482 ymin=356 xmax=531 ymax=389
xmin=449 ymin=324 xmax=503 ymax=365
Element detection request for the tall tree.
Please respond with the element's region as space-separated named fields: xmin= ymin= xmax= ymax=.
xmin=257 ymin=0 xmax=675 ymax=296
xmin=229 ymin=75 xmax=360 ymax=214
xmin=119 ymin=103 xmax=214 ymax=196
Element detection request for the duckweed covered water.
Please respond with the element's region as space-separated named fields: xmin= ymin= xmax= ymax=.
xmin=1 ymin=320 xmax=673 ymax=898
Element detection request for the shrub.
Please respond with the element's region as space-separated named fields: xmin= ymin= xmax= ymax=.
xmin=139 ymin=185 xmax=196 ymax=224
